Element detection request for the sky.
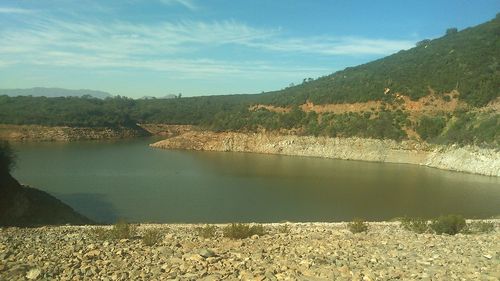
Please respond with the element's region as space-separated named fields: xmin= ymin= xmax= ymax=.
xmin=0 ymin=0 xmax=498 ymax=98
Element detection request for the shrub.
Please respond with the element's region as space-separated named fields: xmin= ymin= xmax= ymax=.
xmin=142 ymin=228 xmax=163 ymax=246
xmin=110 ymin=220 xmax=137 ymax=239
xmin=249 ymin=224 xmax=266 ymax=236
xmin=91 ymin=227 xmax=111 ymax=240
xmin=197 ymin=224 xmax=218 ymax=238
xmin=400 ymin=217 xmax=429 ymax=234
xmin=446 ymin=28 xmax=458 ymax=35
xmin=416 ymin=39 xmax=431 ymax=47
xmin=416 ymin=115 xmax=447 ymax=141
xmin=277 ymin=224 xmax=291 ymax=234
xmin=462 ymin=221 xmax=495 ymax=234
xmin=348 ymin=218 xmax=368 ymax=233
xmin=430 ymin=215 xmax=466 ymax=235
xmin=223 ymin=223 xmax=266 ymax=239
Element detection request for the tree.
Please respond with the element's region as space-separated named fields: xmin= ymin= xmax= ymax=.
xmin=416 ymin=39 xmax=431 ymax=47
xmin=446 ymin=28 xmax=458 ymax=35
xmin=0 ymin=141 xmax=15 ymax=174
xmin=416 ymin=116 xmax=446 ymax=141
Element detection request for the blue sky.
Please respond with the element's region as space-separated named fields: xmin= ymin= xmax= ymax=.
xmin=0 ymin=0 xmax=498 ymax=98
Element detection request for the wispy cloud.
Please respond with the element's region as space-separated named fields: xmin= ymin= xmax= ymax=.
xmin=0 ymin=18 xmax=277 ymax=55
xmin=22 ymin=52 xmax=328 ymax=78
xmin=245 ymin=36 xmax=414 ymax=56
xmin=0 ymin=18 xmax=314 ymax=78
xmin=0 ymin=7 xmax=33 ymax=14
xmin=0 ymin=15 xmax=414 ymax=80
xmin=159 ymin=0 xmax=198 ymax=11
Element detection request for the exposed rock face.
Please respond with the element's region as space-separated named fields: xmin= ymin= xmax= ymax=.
xmin=0 ymin=124 xmax=150 ymax=142
xmin=425 ymin=145 xmax=500 ymax=176
xmin=0 ymin=222 xmax=499 ymax=280
xmin=0 ymin=172 xmax=93 ymax=227
xmin=151 ymin=131 xmax=500 ymax=176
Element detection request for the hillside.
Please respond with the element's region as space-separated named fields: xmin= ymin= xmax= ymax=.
xmin=0 ymin=87 xmax=112 ymax=99
xmin=0 ymin=16 xmax=498 ymax=147
xmin=259 ymin=15 xmax=499 ymax=107
xmin=204 ymin=16 xmax=500 ymax=147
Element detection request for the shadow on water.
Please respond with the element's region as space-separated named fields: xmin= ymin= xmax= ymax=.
xmin=56 ymin=193 xmax=118 ymax=224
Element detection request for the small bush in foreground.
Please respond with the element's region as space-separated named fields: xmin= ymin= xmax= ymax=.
xmin=462 ymin=221 xmax=495 ymax=234
xmin=142 ymin=229 xmax=163 ymax=246
xmin=197 ymin=224 xmax=218 ymax=238
xmin=223 ymin=223 xmax=266 ymax=239
xmin=277 ymin=224 xmax=291 ymax=234
xmin=110 ymin=220 xmax=137 ymax=239
xmin=400 ymin=217 xmax=429 ymax=234
xmin=250 ymin=224 xmax=266 ymax=236
xmin=92 ymin=227 xmax=111 ymax=240
xmin=430 ymin=215 xmax=466 ymax=235
xmin=348 ymin=218 xmax=368 ymax=233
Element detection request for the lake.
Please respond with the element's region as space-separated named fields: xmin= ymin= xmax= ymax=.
xmin=12 ymin=138 xmax=500 ymax=223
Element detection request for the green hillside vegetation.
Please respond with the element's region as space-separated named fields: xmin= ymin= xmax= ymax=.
xmin=0 ymin=94 xmax=258 ymax=127
xmin=207 ymin=107 xmax=498 ymax=147
xmin=208 ymin=108 xmax=410 ymax=141
xmin=437 ymin=111 xmax=499 ymax=146
xmin=260 ymin=15 xmax=499 ymax=107
xmin=0 ymin=16 xmax=498 ymax=147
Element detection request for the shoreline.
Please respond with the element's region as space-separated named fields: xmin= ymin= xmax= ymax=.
xmin=1 ymin=221 xmax=499 ymax=280
xmin=0 ymin=124 xmax=150 ymax=142
xmin=0 ymin=124 xmax=194 ymax=142
xmin=2 ymin=219 xmax=499 ymax=227
xmin=2 ymin=123 xmax=498 ymax=177
xmin=151 ymin=130 xmax=500 ymax=177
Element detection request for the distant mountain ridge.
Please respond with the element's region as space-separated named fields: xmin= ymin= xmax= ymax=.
xmin=0 ymin=87 xmax=112 ymax=99
xmin=139 ymin=94 xmax=179 ymax=100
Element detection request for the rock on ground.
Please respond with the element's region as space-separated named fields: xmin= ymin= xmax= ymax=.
xmin=0 ymin=222 xmax=499 ymax=280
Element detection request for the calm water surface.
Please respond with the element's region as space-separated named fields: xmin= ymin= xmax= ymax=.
xmin=12 ymin=138 xmax=500 ymax=223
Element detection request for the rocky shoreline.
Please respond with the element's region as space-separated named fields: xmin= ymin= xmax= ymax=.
xmin=151 ymin=131 xmax=500 ymax=177
xmin=1 ymin=123 xmax=498 ymax=176
xmin=0 ymin=124 xmax=150 ymax=142
xmin=1 ymin=222 xmax=499 ymax=280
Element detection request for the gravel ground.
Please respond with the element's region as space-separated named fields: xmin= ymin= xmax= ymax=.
xmin=1 ymin=221 xmax=499 ymax=280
